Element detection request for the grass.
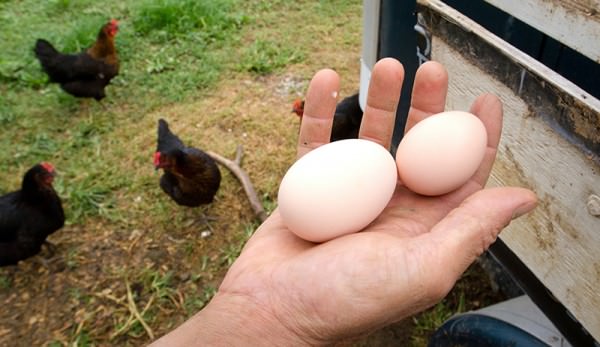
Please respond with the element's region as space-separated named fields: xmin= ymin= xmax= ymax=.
xmin=219 ymin=222 xmax=256 ymax=266
xmin=411 ymin=293 xmax=466 ymax=346
xmin=240 ymin=39 xmax=305 ymax=74
xmin=0 ymin=0 xmax=246 ymax=223
xmin=0 ymin=274 xmax=10 ymax=289
xmin=0 ymin=0 xmax=502 ymax=346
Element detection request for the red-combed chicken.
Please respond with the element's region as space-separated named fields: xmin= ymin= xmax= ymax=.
xmin=154 ymin=119 xmax=221 ymax=207
xmin=292 ymin=92 xmax=363 ymax=142
xmin=0 ymin=162 xmax=65 ymax=266
xmin=34 ymin=19 xmax=119 ymax=101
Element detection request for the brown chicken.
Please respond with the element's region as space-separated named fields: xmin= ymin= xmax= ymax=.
xmin=153 ymin=119 xmax=221 ymax=207
xmin=292 ymin=93 xmax=363 ymax=141
xmin=34 ymin=19 xmax=119 ymax=101
xmin=0 ymin=162 xmax=65 ymax=266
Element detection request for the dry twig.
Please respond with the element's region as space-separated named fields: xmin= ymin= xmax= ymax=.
xmin=126 ymin=279 xmax=154 ymax=340
xmin=110 ymin=293 xmax=155 ymax=340
xmin=207 ymin=145 xmax=267 ymax=222
xmin=109 ymin=279 xmax=155 ymax=341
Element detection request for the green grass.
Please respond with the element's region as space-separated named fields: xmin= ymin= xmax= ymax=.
xmin=0 ymin=275 xmax=11 ymax=290
xmin=132 ymin=0 xmax=245 ymax=42
xmin=219 ymin=222 xmax=256 ymax=266
xmin=2 ymin=0 xmax=230 ymax=223
xmin=183 ymin=283 xmax=217 ymax=317
xmin=240 ymin=39 xmax=304 ymax=74
xmin=0 ymin=0 xmax=316 ymax=226
xmin=411 ymin=293 xmax=466 ymax=346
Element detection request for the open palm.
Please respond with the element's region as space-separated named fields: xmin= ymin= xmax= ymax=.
xmin=151 ymin=59 xmax=537 ymax=346
xmin=214 ymin=59 xmax=536 ymax=344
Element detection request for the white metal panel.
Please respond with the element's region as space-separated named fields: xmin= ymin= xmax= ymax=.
xmin=359 ymin=0 xmax=380 ymax=110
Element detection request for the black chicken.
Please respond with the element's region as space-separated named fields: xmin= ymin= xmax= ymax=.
xmin=0 ymin=162 xmax=65 ymax=266
xmin=153 ymin=119 xmax=221 ymax=207
xmin=34 ymin=19 xmax=119 ymax=101
xmin=292 ymin=92 xmax=363 ymax=142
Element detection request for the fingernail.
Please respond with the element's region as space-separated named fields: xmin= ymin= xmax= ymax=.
xmin=512 ymin=200 xmax=537 ymax=220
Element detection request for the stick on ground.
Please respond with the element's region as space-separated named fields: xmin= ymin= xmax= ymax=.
xmin=207 ymin=145 xmax=268 ymax=223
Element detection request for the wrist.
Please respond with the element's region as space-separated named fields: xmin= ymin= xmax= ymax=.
xmin=150 ymin=291 xmax=315 ymax=346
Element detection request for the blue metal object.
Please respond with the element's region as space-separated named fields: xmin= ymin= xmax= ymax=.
xmin=428 ymin=314 xmax=550 ymax=347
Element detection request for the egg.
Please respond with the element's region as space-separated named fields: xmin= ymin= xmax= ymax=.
xmin=395 ymin=111 xmax=487 ymax=196
xmin=278 ymin=139 xmax=397 ymax=242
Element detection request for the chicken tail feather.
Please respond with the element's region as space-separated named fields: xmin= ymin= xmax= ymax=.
xmin=34 ymin=39 xmax=59 ymax=64
xmin=157 ymin=118 xmax=185 ymax=152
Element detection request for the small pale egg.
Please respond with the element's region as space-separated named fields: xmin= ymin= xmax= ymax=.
xmin=396 ymin=111 xmax=487 ymax=196
xmin=278 ymin=139 xmax=397 ymax=242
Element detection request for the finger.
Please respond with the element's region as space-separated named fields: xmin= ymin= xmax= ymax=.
xmin=359 ymin=58 xmax=404 ymax=149
xmin=419 ymin=187 xmax=537 ymax=298
xmin=297 ymin=69 xmax=340 ymax=158
xmin=468 ymin=93 xmax=503 ymax=187
xmin=405 ymin=61 xmax=448 ymax=133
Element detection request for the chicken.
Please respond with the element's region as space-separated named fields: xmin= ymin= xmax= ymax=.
xmin=34 ymin=19 xmax=119 ymax=101
xmin=153 ymin=119 xmax=221 ymax=207
xmin=0 ymin=162 xmax=65 ymax=266
xmin=292 ymin=92 xmax=363 ymax=141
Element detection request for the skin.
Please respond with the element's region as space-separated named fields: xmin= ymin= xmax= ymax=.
xmin=150 ymin=58 xmax=538 ymax=346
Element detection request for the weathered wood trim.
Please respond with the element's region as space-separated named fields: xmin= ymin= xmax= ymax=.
xmin=484 ymin=0 xmax=600 ymax=63
xmin=418 ymin=0 xmax=600 ymax=162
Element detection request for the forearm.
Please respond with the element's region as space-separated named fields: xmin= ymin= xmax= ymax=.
xmin=149 ymin=292 xmax=312 ymax=347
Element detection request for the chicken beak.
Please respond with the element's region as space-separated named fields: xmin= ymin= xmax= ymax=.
xmin=44 ymin=171 xmax=56 ymax=185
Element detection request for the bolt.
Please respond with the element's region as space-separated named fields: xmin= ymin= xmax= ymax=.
xmin=587 ymin=194 xmax=600 ymax=217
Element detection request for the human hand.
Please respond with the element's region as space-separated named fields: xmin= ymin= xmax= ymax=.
xmin=150 ymin=58 xmax=538 ymax=346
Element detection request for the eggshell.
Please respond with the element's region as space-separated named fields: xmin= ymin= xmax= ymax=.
xmin=396 ymin=111 xmax=487 ymax=196
xmin=278 ymin=139 xmax=397 ymax=243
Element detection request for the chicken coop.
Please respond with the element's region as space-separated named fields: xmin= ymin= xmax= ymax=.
xmin=360 ymin=0 xmax=600 ymax=346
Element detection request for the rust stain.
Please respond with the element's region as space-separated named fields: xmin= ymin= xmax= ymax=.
xmin=493 ymin=146 xmax=534 ymax=189
xmin=554 ymin=212 xmax=581 ymax=240
xmin=529 ymin=194 xmax=560 ymax=251
xmin=548 ymin=0 xmax=600 ymax=19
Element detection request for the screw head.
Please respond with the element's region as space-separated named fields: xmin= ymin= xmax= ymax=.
xmin=587 ymin=194 xmax=600 ymax=217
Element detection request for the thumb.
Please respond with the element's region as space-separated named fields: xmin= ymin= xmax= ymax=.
xmin=420 ymin=187 xmax=537 ymax=297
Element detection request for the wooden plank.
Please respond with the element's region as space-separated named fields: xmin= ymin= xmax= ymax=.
xmin=418 ymin=0 xmax=600 ymax=160
xmin=484 ymin=0 xmax=600 ymax=63
xmin=435 ymin=35 xmax=600 ymax=344
xmin=417 ymin=0 xmax=600 ymax=342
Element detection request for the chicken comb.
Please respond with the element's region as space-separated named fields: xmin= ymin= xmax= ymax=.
xmin=108 ymin=19 xmax=119 ymax=33
xmin=291 ymin=98 xmax=304 ymax=117
xmin=40 ymin=162 xmax=55 ymax=173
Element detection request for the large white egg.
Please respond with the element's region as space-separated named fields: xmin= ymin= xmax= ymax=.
xmin=278 ymin=139 xmax=397 ymax=243
xmin=396 ymin=111 xmax=487 ymax=196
